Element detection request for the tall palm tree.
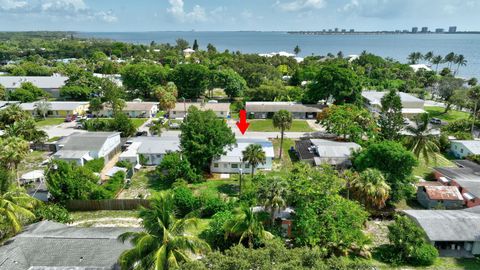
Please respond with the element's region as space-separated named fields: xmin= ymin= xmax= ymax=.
xmin=407 ymin=52 xmax=423 ymax=64
xmin=242 ymin=144 xmax=266 ymax=177
xmin=272 ymin=110 xmax=292 ymax=159
xmin=224 ymin=206 xmax=273 ymax=248
xmin=404 ymin=113 xmax=440 ymax=165
xmin=454 ymin=54 xmax=467 ymax=75
xmin=0 ymin=137 xmax=30 ymax=172
xmin=431 ymin=55 xmax=443 ymax=73
xmin=469 ymin=86 xmax=480 ymax=136
xmin=350 ymin=168 xmax=390 ymax=210
xmin=444 ymin=52 xmax=456 ymax=69
xmin=258 ymin=176 xmax=289 ymax=225
xmin=423 ymin=51 xmax=434 ymax=64
xmin=118 ymin=192 xmax=210 ymax=270
xmin=0 ymin=187 xmax=38 ymax=234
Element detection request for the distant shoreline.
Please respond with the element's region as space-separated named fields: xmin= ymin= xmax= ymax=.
xmin=288 ymin=31 xmax=480 ymax=35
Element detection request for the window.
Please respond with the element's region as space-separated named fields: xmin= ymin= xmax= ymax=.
xmin=231 ymin=164 xmax=238 ymax=169
xmin=461 ymin=149 xmax=464 ymax=153
xmin=173 ymin=111 xmax=176 ymax=114
xmin=220 ymin=112 xmax=224 ymax=115
xmin=213 ymin=163 xmax=219 ymax=168
xmin=244 ymin=164 xmax=250 ymax=168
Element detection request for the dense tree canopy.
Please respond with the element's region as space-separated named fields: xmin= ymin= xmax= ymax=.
xmin=170 ymin=64 xmax=210 ymax=99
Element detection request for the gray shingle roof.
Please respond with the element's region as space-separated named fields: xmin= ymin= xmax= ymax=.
xmin=0 ymin=221 xmax=139 ymax=270
xmin=134 ymin=136 xmax=180 ymax=155
xmin=362 ymin=91 xmax=424 ymax=105
xmin=404 ymin=207 xmax=480 ymax=242
xmin=0 ymin=76 xmax=67 ymax=89
xmin=434 ymin=164 xmax=480 ymax=198
xmin=171 ymin=102 xmax=230 ymax=112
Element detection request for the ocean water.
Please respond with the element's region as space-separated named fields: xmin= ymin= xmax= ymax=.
xmin=79 ymin=31 xmax=480 ymax=78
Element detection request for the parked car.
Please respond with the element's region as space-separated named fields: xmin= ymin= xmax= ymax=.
xmin=430 ymin=118 xmax=442 ymax=125
xmin=65 ymin=115 xmax=77 ymax=122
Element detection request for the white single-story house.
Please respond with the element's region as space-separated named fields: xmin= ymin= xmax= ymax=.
xmin=404 ymin=206 xmax=480 ymax=257
xmin=210 ymin=138 xmax=274 ymax=174
xmin=100 ymin=101 xmax=158 ymax=118
xmin=245 ymin=102 xmax=324 ymax=119
xmin=0 ymin=75 xmax=68 ymax=98
xmin=410 ymin=64 xmax=432 ymax=72
xmin=183 ymin=48 xmax=195 ymax=57
xmin=362 ymin=91 xmax=426 ymax=118
xmin=53 ymin=132 xmax=121 ymax=166
xmin=119 ymin=136 xmax=180 ymax=166
xmin=295 ymin=139 xmax=361 ymax=168
xmin=450 ymin=140 xmax=480 ymax=159
xmin=169 ymin=102 xmax=230 ymax=119
xmin=20 ymin=101 xmax=89 ymax=117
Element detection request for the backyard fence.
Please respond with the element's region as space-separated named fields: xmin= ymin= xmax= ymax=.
xmin=66 ymin=199 xmax=150 ymax=211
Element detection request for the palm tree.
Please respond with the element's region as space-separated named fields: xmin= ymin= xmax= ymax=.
xmin=258 ymin=176 xmax=288 ymax=225
xmin=444 ymin=52 xmax=456 ymax=69
xmin=242 ymin=144 xmax=266 ymax=177
xmin=224 ymin=206 xmax=273 ymax=248
xmin=431 ymin=55 xmax=443 ymax=73
xmin=404 ymin=113 xmax=440 ymax=165
xmin=453 ymin=54 xmax=467 ymax=75
xmin=149 ymin=121 xmax=163 ymax=136
xmin=407 ymin=52 xmax=423 ymax=64
xmin=118 ymin=192 xmax=210 ymax=270
xmin=423 ymin=51 xmax=434 ymax=64
xmin=34 ymin=100 xmax=51 ymax=119
xmin=0 ymin=187 xmax=38 ymax=234
xmin=272 ymin=110 xmax=292 ymax=159
xmin=0 ymin=137 xmax=30 ymax=172
xmin=469 ymin=86 xmax=480 ymax=136
xmin=350 ymin=168 xmax=390 ymax=210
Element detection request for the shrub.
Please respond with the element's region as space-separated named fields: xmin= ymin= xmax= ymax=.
xmin=410 ymin=243 xmax=438 ymax=266
xmin=90 ymin=171 xmax=125 ymax=199
xmin=34 ymin=204 xmax=72 ymax=224
xmin=173 ymin=186 xmax=199 ymax=217
xmin=199 ymin=210 xmax=236 ymax=251
xmin=200 ymin=196 xmax=231 ymax=218
xmin=84 ymin=158 xmax=105 ymax=173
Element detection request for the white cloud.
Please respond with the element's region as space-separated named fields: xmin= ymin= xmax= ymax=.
xmin=167 ymin=0 xmax=207 ymax=23
xmin=0 ymin=0 xmax=116 ymax=23
xmin=340 ymin=0 xmax=405 ymax=18
xmin=277 ymin=0 xmax=326 ymax=12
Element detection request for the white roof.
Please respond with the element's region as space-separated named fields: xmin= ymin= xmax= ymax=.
xmin=119 ymin=142 xmax=142 ymax=159
xmin=214 ymin=139 xmax=274 ymax=163
xmin=183 ymin=48 xmax=195 ymax=53
xmin=362 ymin=91 xmax=425 ymax=106
xmin=452 ymin=140 xmax=480 ymax=155
xmin=0 ymin=76 xmax=67 ymax=89
xmin=131 ymin=136 xmax=180 ymax=155
xmin=20 ymin=101 xmax=88 ymax=111
xmin=410 ymin=64 xmax=432 ymax=72
xmin=401 ymin=108 xmax=426 ymax=114
xmin=310 ymin=139 xmax=361 ymax=158
xmin=20 ymin=170 xmax=44 ymax=181
xmin=106 ymin=166 xmax=128 ymax=177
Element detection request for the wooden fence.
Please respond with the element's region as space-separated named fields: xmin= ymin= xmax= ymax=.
xmin=66 ymin=199 xmax=150 ymax=211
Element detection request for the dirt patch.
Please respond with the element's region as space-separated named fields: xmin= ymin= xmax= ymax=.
xmin=365 ymin=219 xmax=393 ymax=247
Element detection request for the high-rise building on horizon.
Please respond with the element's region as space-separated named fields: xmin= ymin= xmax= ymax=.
xmin=421 ymin=27 xmax=428 ymax=33
xmin=435 ymin=28 xmax=444 ymax=33
xmin=412 ymin=27 xmax=418 ymax=33
xmin=449 ymin=26 xmax=457 ymax=33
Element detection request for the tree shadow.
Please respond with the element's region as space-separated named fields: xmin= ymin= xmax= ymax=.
xmin=217 ymin=183 xmax=239 ymax=196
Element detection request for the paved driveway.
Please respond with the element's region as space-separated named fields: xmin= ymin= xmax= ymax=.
xmin=41 ymin=121 xmax=86 ymax=138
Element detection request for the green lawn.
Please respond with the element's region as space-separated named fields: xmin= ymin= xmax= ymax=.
xmin=271 ymin=138 xmax=297 ymax=167
xmin=247 ymin=120 xmax=314 ymax=132
xmin=413 ymin=153 xmax=456 ymax=178
xmin=190 ymin=179 xmax=238 ymax=198
xmin=131 ymin=118 xmax=148 ymax=129
xmin=35 ymin=118 xmax=64 ymax=127
xmin=372 ymin=257 xmax=480 ymax=270
xmin=425 ymin=106 xmax=470 ymax=122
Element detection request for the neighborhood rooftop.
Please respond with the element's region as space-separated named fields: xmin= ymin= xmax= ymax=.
xmin=404 ymin=207 xmax=480 ymax=242
xmin=218 ymin=138 xmax=274 ymax=163
xmin=0 ymin=221 xmax=138 ymax=270
xmin=451 ymin=140 xmax=480 ymax=156
xmin=105 ymin=101 xmax=158 ymax=111
xmin=423 ymin=185 xmax=464 ymax=201
xmin=245 ymin=101 xmax=324 ymax=113
xmin=19 ymin=101 xmax=88 ymax=111
xmin=361 ymin=91 xmax=425 ymax=105
xmin=57 ymin=132 xmax=121 ymax=152
xmin=0 ymin=76 xmax=68 ymax=89
xmin=131 ymin=136 xmax=180 ymax=154
xmin=172 ymin=102 xmax=230 ymax=112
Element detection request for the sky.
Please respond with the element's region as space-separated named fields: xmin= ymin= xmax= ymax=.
xmin=0 ymin=0 xmax=479 ymax=32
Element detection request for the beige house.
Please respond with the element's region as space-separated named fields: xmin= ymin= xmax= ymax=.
xmin=100 ymin=101 xmax=159 ymax=118
xmin=169 ymin=102 xmax=230 ymax=119
xmin=20 ymin=101 xmax=89 ymax=117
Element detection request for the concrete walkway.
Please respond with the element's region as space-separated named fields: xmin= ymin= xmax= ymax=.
xmin=100 ymin=152 xmax=121 ymax=180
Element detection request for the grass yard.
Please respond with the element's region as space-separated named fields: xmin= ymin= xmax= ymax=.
xmin=190 ymin=179 xmax=238 ymax=198
xmin=271 ymin=138 xmax=297 ymax=167
xmin=35 ymin=118 xmax=64 ymax=127
xmin=413 ymin=153 xmax=456 ymax=178
xmin=118 ymin=167 xmax=167 ymax=199
xmin=131 ymin=118 xmax=148 ymax=129
xmin=247 ymin=120 xmax=314 ymax=132
xmin=371 ymin=257 xmax=480 ymax=270
xmin=425 ymin=106 xmax=470 ymax=122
